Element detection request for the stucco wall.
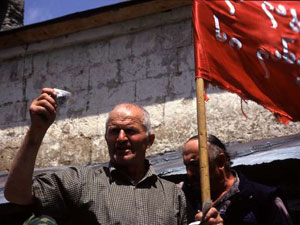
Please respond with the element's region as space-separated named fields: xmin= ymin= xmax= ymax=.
xmin=0 ymin=6 xmax=299 ymax=171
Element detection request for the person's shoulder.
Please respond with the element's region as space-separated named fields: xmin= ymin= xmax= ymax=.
xmin=237 ymin=171 xmax=278 ymax=202
xmin=33 ymin=165 xmax=107 ymax=179
xmin=157 ymin=175 xmax=184 ymax=191
xmin=72 ymin=165 xmax=107 ymax=176
xmin=238 ymin=172 xmax=276 ymax=190
xmin=47 ymin=165 xmax=107 ymax=179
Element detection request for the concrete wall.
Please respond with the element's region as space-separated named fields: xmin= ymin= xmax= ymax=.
xmin=1 ymin=6 xmax=299 ymax=171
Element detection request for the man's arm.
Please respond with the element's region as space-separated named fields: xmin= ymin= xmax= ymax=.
xmin=4 ymin=88 xmax=57 ymax=205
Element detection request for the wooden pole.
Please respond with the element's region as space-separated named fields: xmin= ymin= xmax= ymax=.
xmin=195 ymin=77 xmax=211 ymax=208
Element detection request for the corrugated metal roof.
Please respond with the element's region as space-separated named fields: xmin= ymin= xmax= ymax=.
xmin=148 ymin=133 xmax=300 ymax=175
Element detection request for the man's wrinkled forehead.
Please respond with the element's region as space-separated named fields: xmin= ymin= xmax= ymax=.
xmin=108 ymin=105 xmax=144 ymax=125
xmin=113 ymin=106 xmax=132 ymax=116
xmin=112 ymin=104 xmax=141 ymax=115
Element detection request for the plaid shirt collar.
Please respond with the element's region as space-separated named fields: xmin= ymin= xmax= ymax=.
xmin=108 ymin=159 xmax=157 ymax=185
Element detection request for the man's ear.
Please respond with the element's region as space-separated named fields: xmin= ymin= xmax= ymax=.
xmin=215 ymin=152 xmax=226 ymax=168
xmin=147 ymin=133 xmax=155 ymax=148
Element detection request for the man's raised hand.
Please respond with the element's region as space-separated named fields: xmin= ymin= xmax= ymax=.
xmin=29 ymin=88 xmax=57 ymax=132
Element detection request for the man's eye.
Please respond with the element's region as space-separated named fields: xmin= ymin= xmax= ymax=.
xmin=108 ymin=128 xmax=119 ymax=134
xmin=124 ymin=129 xmax=136 ymax=135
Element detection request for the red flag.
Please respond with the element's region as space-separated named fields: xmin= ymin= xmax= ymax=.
xmin=193 ymin=0 xmax=300 ymax=124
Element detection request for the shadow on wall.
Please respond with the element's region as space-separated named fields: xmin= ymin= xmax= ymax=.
xmin=0 ymin=0 xmax=8 ymax=31
xmin=0 ymin=80 xmax=226 ymax=130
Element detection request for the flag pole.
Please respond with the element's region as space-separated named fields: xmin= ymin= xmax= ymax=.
xmin=195 ymin=77 xmax=211 ymax=209
xmin=193 ymin=0 xmax=211 ymax=210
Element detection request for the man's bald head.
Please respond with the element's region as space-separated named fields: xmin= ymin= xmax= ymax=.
xmin=105 ymin=103 xmax=152 ymax=135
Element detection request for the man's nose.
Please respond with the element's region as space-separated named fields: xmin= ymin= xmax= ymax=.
xmin=117 ymin=129 xmax=127 ymax=141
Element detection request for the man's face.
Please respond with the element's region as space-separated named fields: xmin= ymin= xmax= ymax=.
xmin=183 ymin=140 xmax=222 ymax=193
xmin=183 ymin=139 xmax=201 ymax=191
xmin=105 ymin=106 xmax=154 ymax=167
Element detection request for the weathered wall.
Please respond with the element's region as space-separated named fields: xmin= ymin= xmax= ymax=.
xmin=1 ymin=6 xmax=299 ymax=171
xmin=0 ymin=0 xmax=24 ymax=31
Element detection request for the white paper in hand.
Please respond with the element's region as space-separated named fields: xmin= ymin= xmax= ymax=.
xmin=53 ymin=88 xmax=71 ymax=107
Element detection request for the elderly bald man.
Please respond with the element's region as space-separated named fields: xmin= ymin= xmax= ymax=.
xmin=4 ymin=88 xmax=187 ymax=225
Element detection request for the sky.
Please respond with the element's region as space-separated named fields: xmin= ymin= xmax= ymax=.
xmin=24 ymin=0 xmax=127 ymax=25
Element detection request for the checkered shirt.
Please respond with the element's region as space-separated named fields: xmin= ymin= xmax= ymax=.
xmin=32 ymin=162 xmax=187 ymax=225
